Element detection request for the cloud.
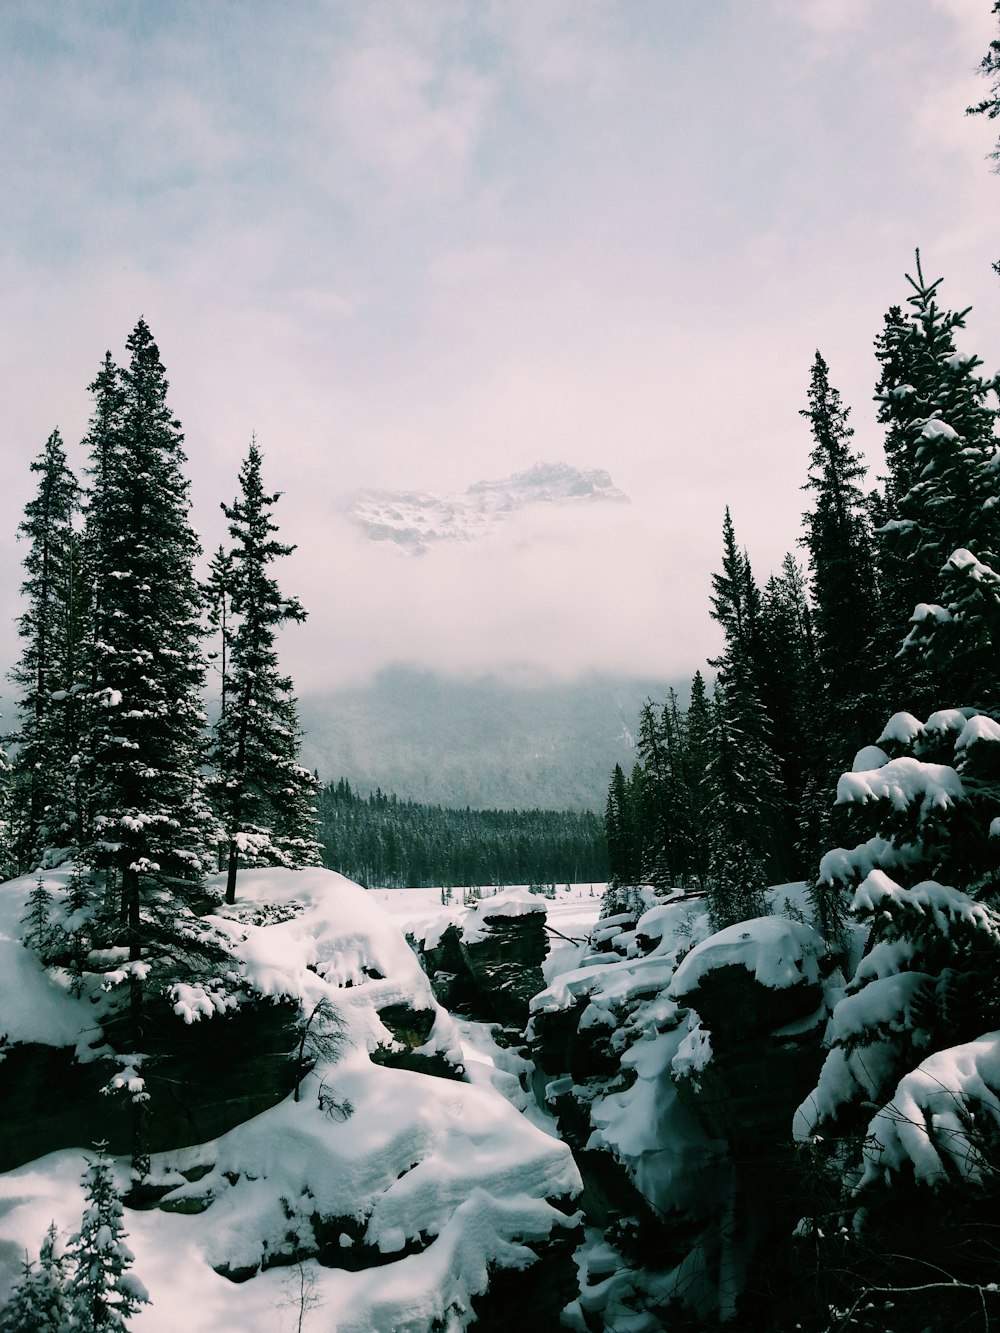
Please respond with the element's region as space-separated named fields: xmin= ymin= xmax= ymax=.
xmin=1 ymin=0 xmax=998 ymax=700
xmin=281 ymin=497 xmax=724 ymax=693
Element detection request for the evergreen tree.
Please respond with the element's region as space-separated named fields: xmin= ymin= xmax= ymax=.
xmin=65 ymin=1151 xmax=149 ymax=1331
xmin=968 ymin=0 xmax=1000 ymax=271
xmin=681 ymin=670 xmax=713 ymax=891
xmin=8 ymin=429 xmax=82 ymax=866
xmin=879 ymin=260 xmax=1000 ymax=704
xmin=704 ymin=683 xmax=772 ymax=931
xmin=706 ymin=510 xmax=787 ymax=920
xmin=212 ymin=438 xmax=318 ymax=903
xmin=78 ymin=321 xmax=214 ymax=1024
xmin=0 ymin=1223 xmax=71 ymax=1333
xmin=759 ymin=554 xmax=828 ymax=869
xmin=203 ymin=544 xmax=234 ymax=719
xmin=634 ymin=698 xmax=678 ymax=887
xmin=800 ymin=352 xmax=881 ymax=758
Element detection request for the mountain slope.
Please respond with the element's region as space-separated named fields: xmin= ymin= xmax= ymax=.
xmin=297 ymin=668 xmax=680 ymax=811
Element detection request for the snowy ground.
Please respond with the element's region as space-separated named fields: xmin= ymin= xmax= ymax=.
xmin=0 ymin=871 xmax=593 ymax=1333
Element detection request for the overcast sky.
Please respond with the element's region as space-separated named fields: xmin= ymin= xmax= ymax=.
xmin=1 ymin=0 xmax=998 ymax=692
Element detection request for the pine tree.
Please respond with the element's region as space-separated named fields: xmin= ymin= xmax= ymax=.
xmin=681 ymin=670 xmax=713 ymax=891
xmin=0 ymin=1223 xmax=71 ymax=1332
xmin=968 ymin=2 xmax=1000 ymax=162
xmin=8 ymin=429 xmax=82 ymax=867
xmin=212 ymin=438 xmax=318 ymax=903
xmin=635 ymin=698 xmax=678 ymax=888
xmin=800 ymin=352 xmax=881 ymax=758
xmin=78 ymin=321 xmax=214 ymax=1025
xmin=706 ymin=510 xmax=787 ymax=921
xmin=759 ymin=554 xmax=827 ymax=870
xmin=65 ymin=1150 xmax=149 ymax=1331
xmin=203 ymin=544 xmax=234 ymax=720
xmin=879 ymin=260 xmax=1000 ymax=704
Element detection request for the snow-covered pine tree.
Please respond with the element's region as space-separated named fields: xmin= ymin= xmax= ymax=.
xmin=800 ymin=352 xmax=882 ymax=759
xmin=875 ymin=258 xmax=1000 ymax=705
xmin=212 ymin=437 xmax=318 ymax=904
xmin=8 ymin=429 xmax=82 ymax=867
xmin=21 ymin=872 xmax=56 ymax=957
xmin=65 ymin=1150 xmax=149 ymax=1331
xmin=78 ymin=321 xmax=216 ymax=1024
xmin=0 ymin=1222 xmax=71 ymax=1333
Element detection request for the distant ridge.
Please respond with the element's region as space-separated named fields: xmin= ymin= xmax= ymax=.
xmin=342 ymin=461 xmax=628 ymax=554
xmin=297 ymin=666 xmax=683 ymax=812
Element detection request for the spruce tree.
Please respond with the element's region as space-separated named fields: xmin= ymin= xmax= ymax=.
xmin=8 ymin=429 xmax=82 ymax=866
xmin=635 ymin=698 xmax=677 ymax=888
xmin=65 ymin=1151 xmax=149 ymax=1331
xmin=968 ymin=0 xmax=1000 ymax=251
xmin=0 ymin=1223 xmax=71 ymax=1333
xmin=78 ymin=320 xmax=214 ymax=1022
xmin=879 ymin=260 xmax=1000 ymax=704
xmin=759 ymin=554 xmax=827 ymax=869
xmin=681 ymin=671 xmax=713 ymax=891
xmin=212 ymin=438 xmax=318 ymax=903
xmin=706 ymin=510 xmax=787 ymax=918
xmin=800 ymin=352 xmax=881 ymax=758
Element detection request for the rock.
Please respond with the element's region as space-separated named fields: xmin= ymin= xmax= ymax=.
xmin=0 ymin=997 xmax=301 ymax=1171
xmin=413 ymin=894 xmax=550 ymax=1029
xmin=370 ymin=1001 xmax=464 ymax=1081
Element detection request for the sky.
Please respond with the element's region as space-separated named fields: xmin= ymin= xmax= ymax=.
xmin=1 ymin=0 xmax=998 ymax=693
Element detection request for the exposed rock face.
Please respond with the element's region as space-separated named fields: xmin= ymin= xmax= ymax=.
xmin=668 ymin=918 xmax=828 ymax=1149
xmin=0 ymin=999 xmax=300 ymax=1171
xmin=413 ymin=892 xmax=550 ymax=1029
xmin=459 ymin=909 xmax=548 ymax=1027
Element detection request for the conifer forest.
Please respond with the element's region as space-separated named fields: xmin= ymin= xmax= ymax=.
xmin=2 ymin=5 xmax=1000 ymax=1333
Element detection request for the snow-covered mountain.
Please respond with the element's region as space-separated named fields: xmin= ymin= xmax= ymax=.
xmin=343 ymin=461 xmax=628 ymax=553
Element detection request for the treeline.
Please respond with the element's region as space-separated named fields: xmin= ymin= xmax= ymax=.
xmin=606 ymin=254 xmax=1000 ymax=931
xmin=0 ymin=320 xmax=318 ymax=1058
xmin=317 ymin=778 xmax=608 ymax=888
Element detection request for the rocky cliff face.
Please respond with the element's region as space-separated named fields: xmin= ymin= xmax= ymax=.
xmin=414 ymin=890 xmax=550 ymax=1029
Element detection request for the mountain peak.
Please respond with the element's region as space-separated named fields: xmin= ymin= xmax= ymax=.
xmin=344 ymin=461 xmax=628 ymax=554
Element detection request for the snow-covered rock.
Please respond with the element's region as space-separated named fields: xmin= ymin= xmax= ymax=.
xmin=0 ymin=867 xmax=583 ymax=1332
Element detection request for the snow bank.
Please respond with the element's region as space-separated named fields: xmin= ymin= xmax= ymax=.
xmin=0 ymin=866 xmax=108 ymax=1055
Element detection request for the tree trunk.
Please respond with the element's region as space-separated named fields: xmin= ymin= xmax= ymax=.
xmin=225 ymin=839 xmax=239 ymax=904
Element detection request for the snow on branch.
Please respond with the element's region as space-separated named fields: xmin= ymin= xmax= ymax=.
xmin=858 ymin=1032 xmax=1000 ymax=1188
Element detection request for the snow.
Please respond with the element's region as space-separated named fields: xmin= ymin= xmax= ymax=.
xmin=670 ymin=916 xmax=825 ymax=997
xmin=876 ymin=712 xmax=924 ymax=747
xmin=851 ymin=744 xmax=889 ymax=772
xmin=817 ymin=833 xmax=923 ymax=888
xmin=0 ymin=867 xmax=583 ymax=1331
xmin=459 ymin=889 xmax=546 ymax=946
xmin=851 ymin=870 xmax=1000 ymax=944
xmin=0 ymin=868 xmax=104 ymax=1054
xmin=858 ymin=1033 xmax=1000 ymax=1188
xmin=835 ymin=756 xmax=963 ymax=813
xmin=955 ymin=713 xmax=1000 ymax=752
xmin=917 ymin=416 xmax=961 ymax=444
